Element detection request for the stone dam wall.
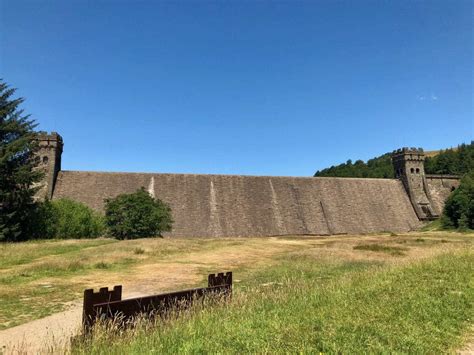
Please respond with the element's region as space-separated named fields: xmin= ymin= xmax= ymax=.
xmin=425 ymin=175 xmax=460 ymax=215
xmin=52 ymin=171 xmax=422 ymax=237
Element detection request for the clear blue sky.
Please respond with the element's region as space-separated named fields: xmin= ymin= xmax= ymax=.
xmin=1 ymin=0 xmax=472 ymax=176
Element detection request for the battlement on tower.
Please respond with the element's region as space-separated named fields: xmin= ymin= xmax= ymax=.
xmin=36 ymin=132 xmax=63 ymax=149
xmin=392 ymin=147 xmax=425 ymax=161
xmin=393 ymin=147 xmax=424 ymax=154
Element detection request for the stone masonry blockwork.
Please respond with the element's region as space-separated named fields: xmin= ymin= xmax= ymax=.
xmin=52 ymin=171 xmax=422 ymax=237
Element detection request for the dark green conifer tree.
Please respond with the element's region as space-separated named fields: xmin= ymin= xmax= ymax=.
xmin=0 ymin=80 xmax=42 ymax=241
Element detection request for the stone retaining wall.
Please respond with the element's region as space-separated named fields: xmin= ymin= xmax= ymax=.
xmin=53 ymin=171 xmax=421 ymax=237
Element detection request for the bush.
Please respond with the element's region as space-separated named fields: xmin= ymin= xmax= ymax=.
xmin=31 ymin=199 xmax=105 ymax=239
xmin=104 ymin=188 xmax=173 ymax=239
xmin=442 ymin=171 xmax=474 ymax=230
xmin=28 ymin=200 xmax=56 ymax=238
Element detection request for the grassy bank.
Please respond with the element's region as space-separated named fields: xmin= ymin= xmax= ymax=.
xmin=421 ymin=219 xmax=474 ymax=233
xmin=0 ymin=236 xmax=308 ymax=329
xmin=1 ymin=232 xmax=473 ymax=353
xmin=74 ymin=249 xmax=474 ymax=353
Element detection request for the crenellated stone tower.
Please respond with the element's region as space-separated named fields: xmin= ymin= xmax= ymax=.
xmin=392 ymin=147 xmax=438 ymax=220
xmin=34 ymin=132 xmax=63 ymax=199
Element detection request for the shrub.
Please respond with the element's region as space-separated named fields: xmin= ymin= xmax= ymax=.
xmin=28 ymin=200 xmax=57 ymax=238
xmin=104 ymin=188 xmax=173 ymax=239
xmin=31 ymin=198 xmax=105 ymax=238
xmin=442 ymin=171 xmax=474 ymax=230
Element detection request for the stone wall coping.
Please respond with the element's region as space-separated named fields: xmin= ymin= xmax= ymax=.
xmin=59 ymin=170 xmax=399 ymax=182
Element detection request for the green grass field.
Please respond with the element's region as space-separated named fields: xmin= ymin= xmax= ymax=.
xmin=73 ymin=246 xmax=473 ymax=354
xmin=1 ymin=232 xmax=473 ymax=353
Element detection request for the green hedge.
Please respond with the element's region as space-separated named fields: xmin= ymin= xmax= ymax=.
xmin=32 ymin=199 xmax=105 ymax=239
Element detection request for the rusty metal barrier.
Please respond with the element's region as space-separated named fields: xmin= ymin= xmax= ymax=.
xmin=82 ymin=271 xmax=232 ymax=330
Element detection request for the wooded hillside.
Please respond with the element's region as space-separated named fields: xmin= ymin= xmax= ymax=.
xmin=314 ymin=142 xmax=474 ymax=178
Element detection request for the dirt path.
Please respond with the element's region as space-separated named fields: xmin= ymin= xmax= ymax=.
xmin=0 ymin=291 xmax=148 ymax=354
xmin=459 ymin=341 xmax=474 ymax=355
xmin=0 ymin=234 xmax=471 ymax=354
xmin=458 ymin=328 xmax=474 ymax=355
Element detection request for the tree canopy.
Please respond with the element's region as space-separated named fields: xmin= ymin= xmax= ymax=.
xmin=0 ymin=80 xmax=42 ymax=241
xmin=104 ymin=188 xmax=173 ymax=239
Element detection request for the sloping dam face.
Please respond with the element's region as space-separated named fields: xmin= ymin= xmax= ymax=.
xmin=53 ymin=171 xmax=421 ymax=237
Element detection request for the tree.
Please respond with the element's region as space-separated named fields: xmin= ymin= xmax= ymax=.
xmin=442 ymin=171 xmax=474 ymax=230
xmin=0 ymin=80 xmax=42 ymax=241
xmin=104 ymin=188 xmax=173 ymax=239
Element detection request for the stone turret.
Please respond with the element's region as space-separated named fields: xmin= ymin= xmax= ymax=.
xmin=34 ymin=132 xmax=63 ymax=199
xmin=392 ymin=147 xmax=438 ymax=220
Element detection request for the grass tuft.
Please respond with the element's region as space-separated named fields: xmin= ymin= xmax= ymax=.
xmin=67 ymin=261 xmax=84 ymax=271
xmin=133 ymin=247 xmax=145 ymax=255
xmin=94 ymin=262 xmax=110 ymax=269
xmin=353 ymin=243 xmax=408 ymax=256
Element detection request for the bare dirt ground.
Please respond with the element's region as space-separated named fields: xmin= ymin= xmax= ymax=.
xmin=0 ymin=232 xmax=472 ymax=354
xmin=458 ymin=327 xmax=474 ymax=355
xmin=459 ymin=342 xmax=474 ymax=354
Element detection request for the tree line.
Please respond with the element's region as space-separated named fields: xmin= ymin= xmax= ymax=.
xmin=314 ymin=143 xmax=474 ymax=178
